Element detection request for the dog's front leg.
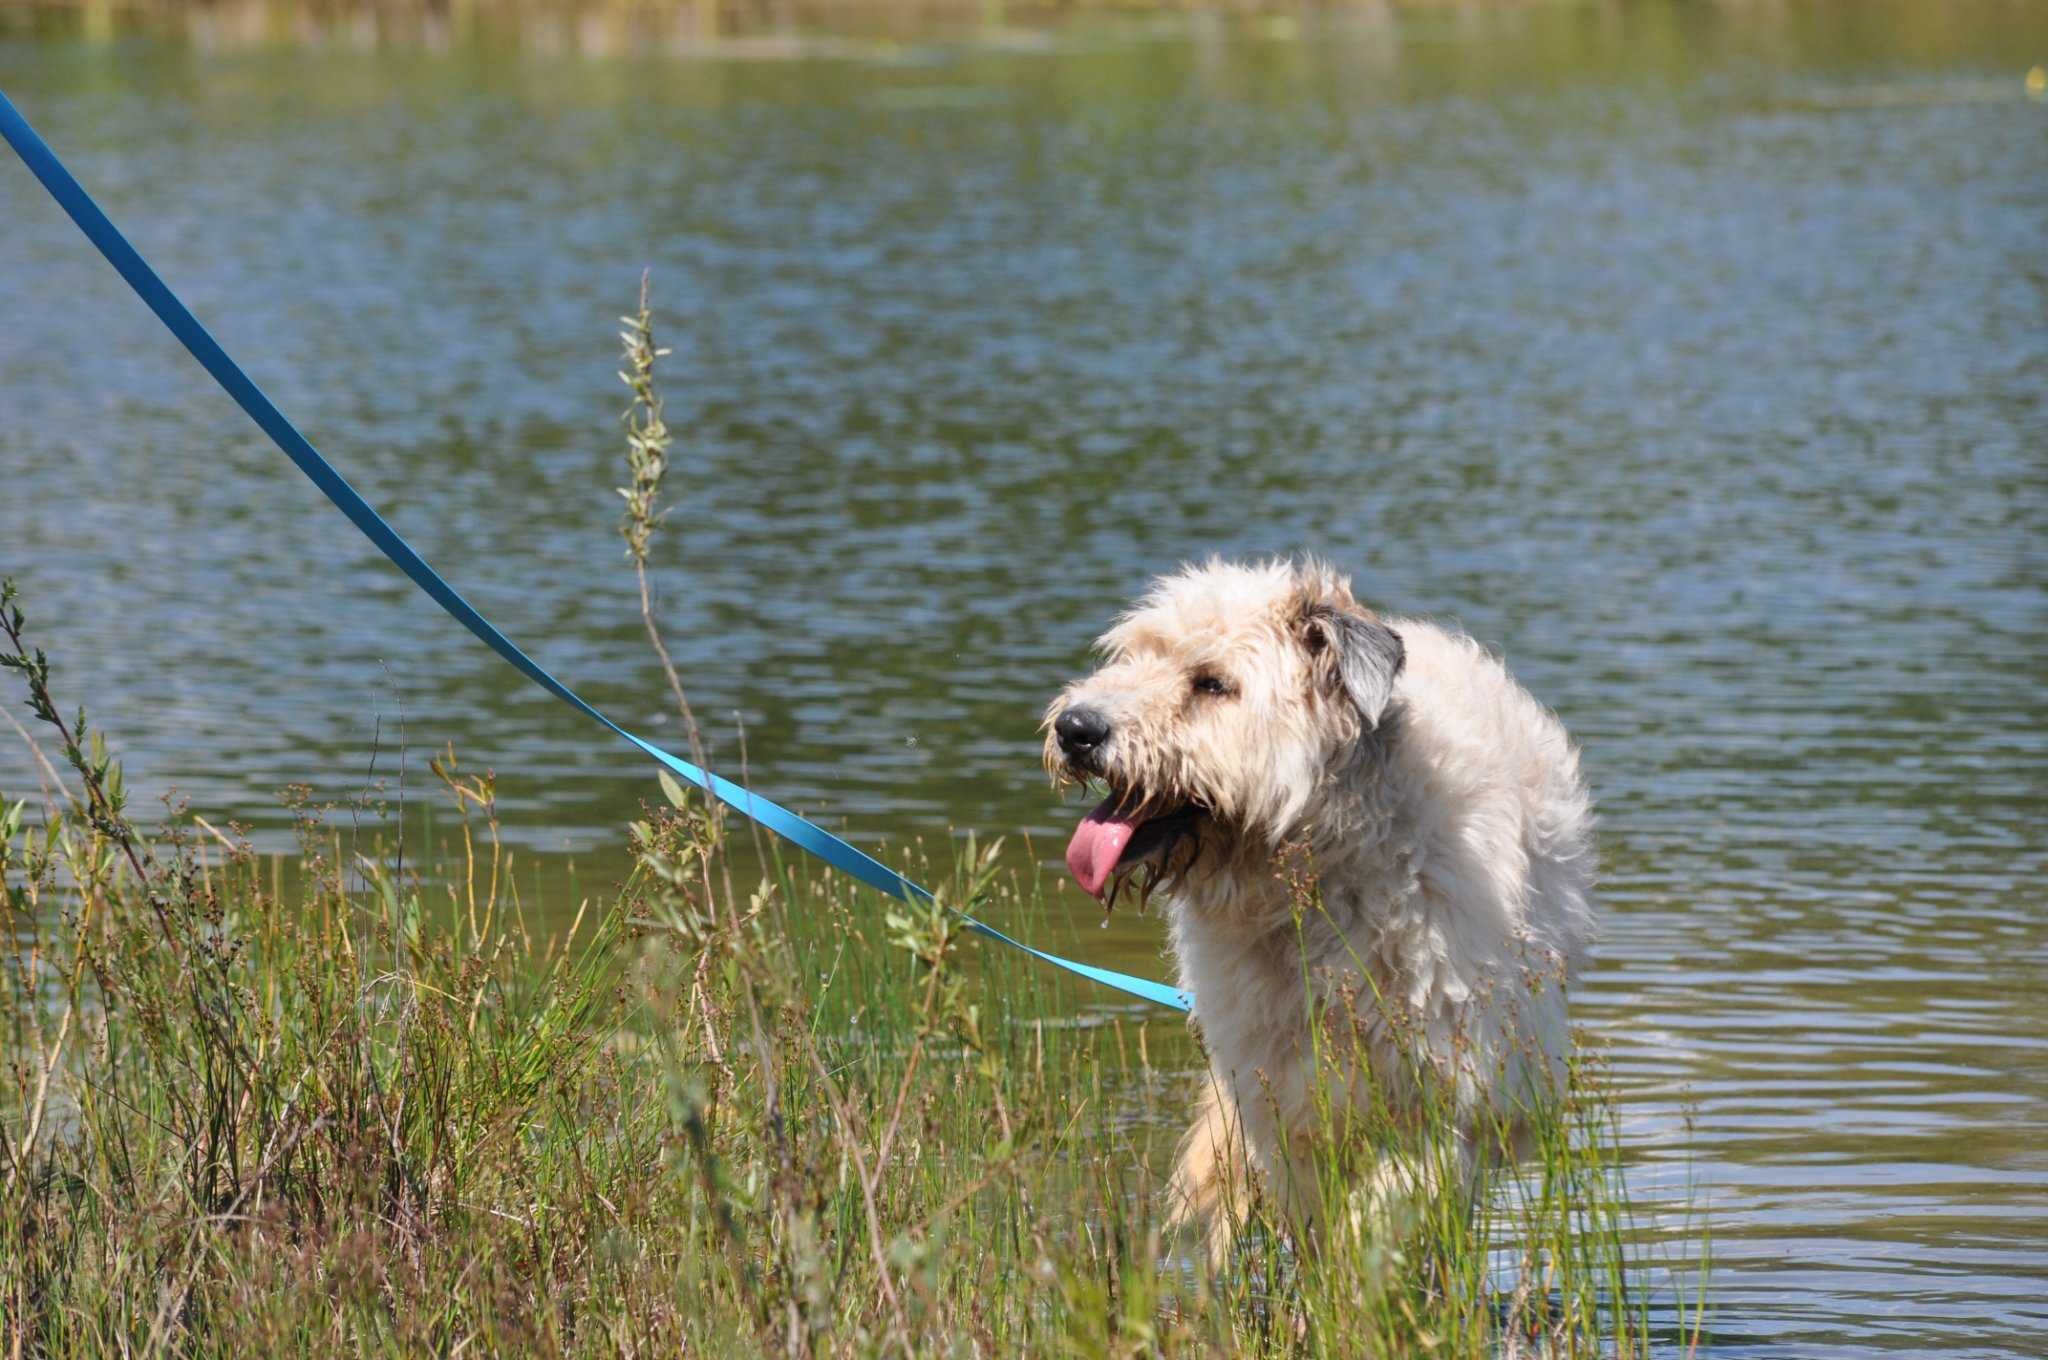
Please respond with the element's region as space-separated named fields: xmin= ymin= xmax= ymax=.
xmin=1164 ymin=1069 xmax=1256 ymax=1271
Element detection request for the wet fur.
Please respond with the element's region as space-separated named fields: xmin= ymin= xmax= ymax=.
xmin=1044 ymin=558 xmax=1598 ymax=1254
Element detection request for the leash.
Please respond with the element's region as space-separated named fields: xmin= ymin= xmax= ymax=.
xmin=0 ymin=91 xmax=1191 ymax=1015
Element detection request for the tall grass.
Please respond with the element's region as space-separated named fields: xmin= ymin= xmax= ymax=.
xmin=0 ymin=289 xmax=1703 ymax=1357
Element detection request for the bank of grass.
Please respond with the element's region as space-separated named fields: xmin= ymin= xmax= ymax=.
xmin=0 ymin=287 xmax=1702 ymax=1354
xmin=1 ymin=593 xmax=1701 ymax=1357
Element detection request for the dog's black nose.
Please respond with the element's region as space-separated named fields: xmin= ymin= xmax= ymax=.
xmin=1055 ymin=706 xmax=1113 ymax=758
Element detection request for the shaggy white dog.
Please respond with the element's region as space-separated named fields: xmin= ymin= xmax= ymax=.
xmin=1043 ymin=558 xmax=1596 ymax=1253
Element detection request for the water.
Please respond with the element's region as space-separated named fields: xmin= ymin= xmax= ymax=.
xmin=3 ymin=4 xmax=2045 ymax=1352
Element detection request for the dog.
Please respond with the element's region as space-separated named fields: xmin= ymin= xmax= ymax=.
xmin=1043 ymin=558 xmax=1596 ymax=1257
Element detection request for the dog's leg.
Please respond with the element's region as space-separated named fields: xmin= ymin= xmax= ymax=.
xmin=1165 ymin=1070 xmax=1254 ymax=1271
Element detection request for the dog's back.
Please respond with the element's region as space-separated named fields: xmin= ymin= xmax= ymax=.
xmin=1382 ymin=617 xmax=1598 ymax=977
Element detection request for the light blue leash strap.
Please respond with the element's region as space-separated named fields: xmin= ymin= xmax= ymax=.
xmin=0 ymin=90 xmax=1191 ymax=1015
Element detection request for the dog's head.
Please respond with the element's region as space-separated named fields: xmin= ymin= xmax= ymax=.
xmin=1043 ymin=558 xmax=1404 ymax=904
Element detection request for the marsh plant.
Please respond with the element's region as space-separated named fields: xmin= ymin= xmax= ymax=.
xmin=0 ymin=290 xmax=1704 ymax=1357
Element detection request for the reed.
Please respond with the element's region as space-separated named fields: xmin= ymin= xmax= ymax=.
xmin=0 ymin=287 xmax=1704 ymax=1357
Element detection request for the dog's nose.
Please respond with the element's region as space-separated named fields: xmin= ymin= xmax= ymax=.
xmin=1055 ymin=706 xmax=1113 ymax=759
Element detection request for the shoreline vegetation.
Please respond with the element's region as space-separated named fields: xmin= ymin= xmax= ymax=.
xmin=0 ymin=0 xmax=2021 ymax=66
xmin=0 ymin=288 xmax=1703 ymax=1354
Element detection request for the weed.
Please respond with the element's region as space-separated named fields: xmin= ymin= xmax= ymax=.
xmin=0 ymin=285 xmax=1705 ymax=1356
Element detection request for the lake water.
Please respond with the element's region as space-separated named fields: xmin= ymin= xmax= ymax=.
xmin=3 ymin=3 xmax=2045 ymax=1352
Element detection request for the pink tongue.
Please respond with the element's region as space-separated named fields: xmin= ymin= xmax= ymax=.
xmin=1065 ymin=801 xmax=1141 ymax=900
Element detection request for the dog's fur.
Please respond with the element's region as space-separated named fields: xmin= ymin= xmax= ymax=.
xmin=1043 ymin=558 xmax=1596 ymax=1255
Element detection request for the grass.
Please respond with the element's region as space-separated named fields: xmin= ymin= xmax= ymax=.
xmin=0 ymin=285 xmax=1704 ymax=1357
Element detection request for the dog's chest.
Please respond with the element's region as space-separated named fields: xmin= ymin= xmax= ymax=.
xmin=1168 ymin=887 xmax=1420 ymax=1123
xmin=1163 ymin=782 xmax=1441 ymax=1133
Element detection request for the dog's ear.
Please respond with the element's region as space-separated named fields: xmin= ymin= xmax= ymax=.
xmin=1303 ymin=605 xmax=1405 ymax=729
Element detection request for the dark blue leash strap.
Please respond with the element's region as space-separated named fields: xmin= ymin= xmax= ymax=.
xmin=0 ymin=90 xmax=1191 ymax=1015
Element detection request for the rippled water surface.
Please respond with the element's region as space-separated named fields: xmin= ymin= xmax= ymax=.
xmin=4 ymin=5 xmax=2045 ymax=1352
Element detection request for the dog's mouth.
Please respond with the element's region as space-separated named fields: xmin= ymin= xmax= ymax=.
xmin=1064 ymin=793 xmax=1203 ymax=902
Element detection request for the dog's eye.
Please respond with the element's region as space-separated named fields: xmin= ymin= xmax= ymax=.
xmin=1191 ymin=674 xmax=1232 ymax=698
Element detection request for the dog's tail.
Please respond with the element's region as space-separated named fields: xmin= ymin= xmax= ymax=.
xmin=1165 ymin=1071 xmax=1255 ymax=1271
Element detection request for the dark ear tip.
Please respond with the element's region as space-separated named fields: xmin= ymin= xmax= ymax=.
xmin=1303 ymin=600 xmax=1404 ymax=725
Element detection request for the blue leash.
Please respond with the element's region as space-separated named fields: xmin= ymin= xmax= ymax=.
xmin=0 ymin=91 xmax=1191 ymax=1015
